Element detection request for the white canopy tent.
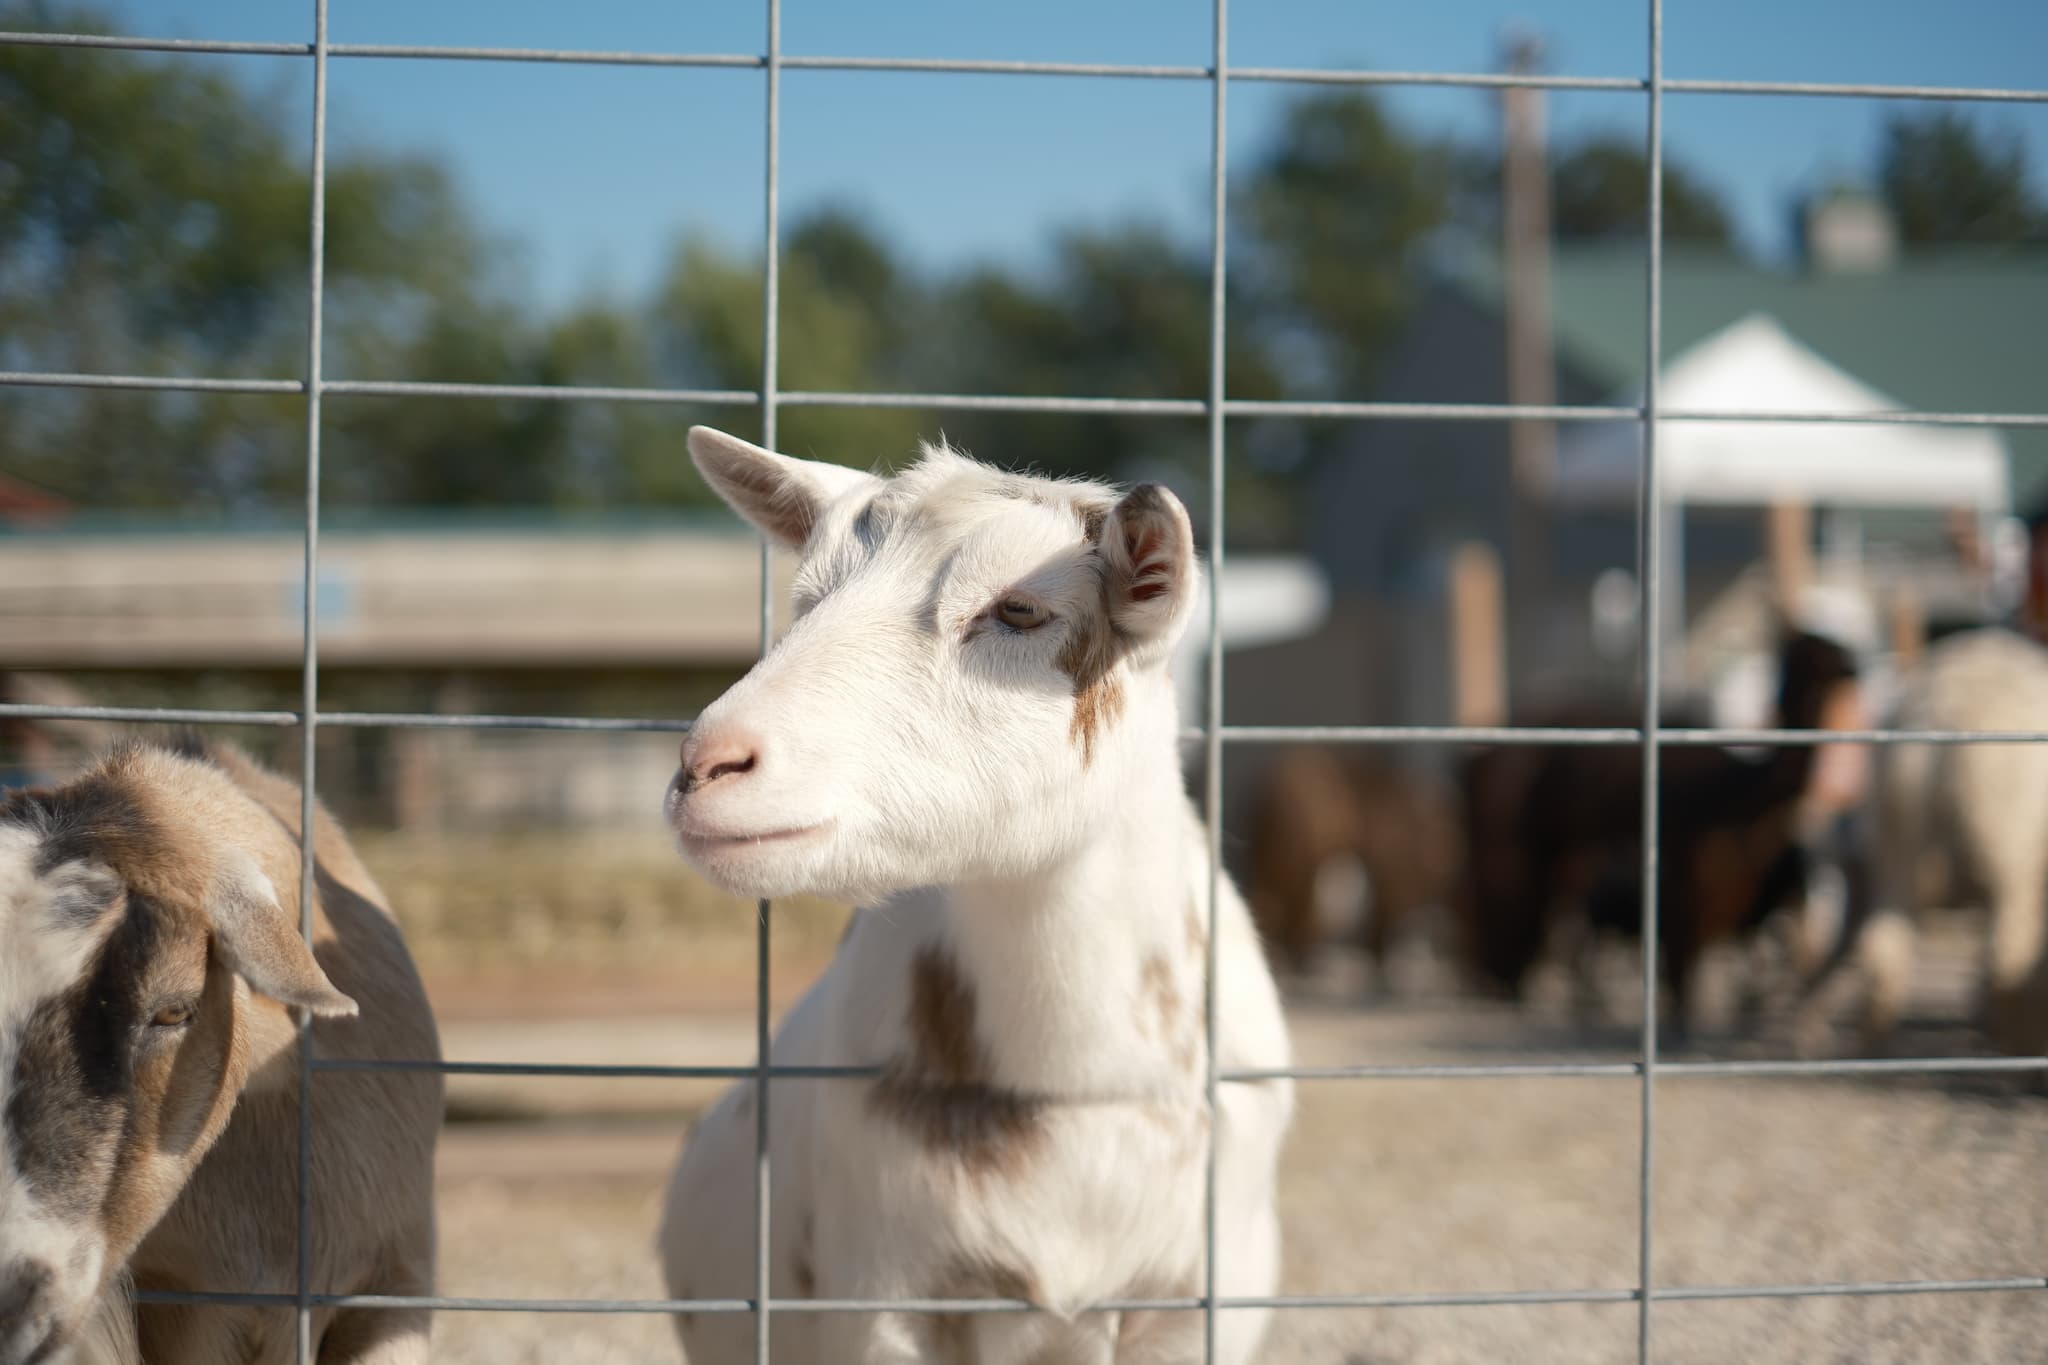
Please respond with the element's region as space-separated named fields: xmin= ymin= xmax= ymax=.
xmin=1554 ymin=313 xmax=2009 ymax=512
xmin=1554 ymin=313 xmax=2012 ymax=662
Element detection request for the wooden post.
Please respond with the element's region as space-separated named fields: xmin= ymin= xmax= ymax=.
xmin=1766 ymin=499 xmax=1813 ymax=613
xmin=1890 ymin=585 xmax=1926 ymax=672
xmin=1502 ymin=33 xmax=1556 ymax=690
xmin=1450 ymin=541 xmax=1507 ymax=727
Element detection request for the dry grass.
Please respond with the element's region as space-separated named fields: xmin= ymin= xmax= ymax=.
xmin=320 ymin=832 xmax=2046 ymax=1361
xmin=354 ymin=827 xmax=852 ymax=976
xmin=421 ymin=950 xmax=2048 ymax=1364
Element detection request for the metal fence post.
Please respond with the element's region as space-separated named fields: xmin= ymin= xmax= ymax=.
xmin=296 ymin=3 xmax=331 ymax=1360
xmin=1636 ymin=0 xmax=1667 ymax=1357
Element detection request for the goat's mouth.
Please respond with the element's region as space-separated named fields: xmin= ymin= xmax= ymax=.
xmin=674 ymin=819 xmax=834 ymax=856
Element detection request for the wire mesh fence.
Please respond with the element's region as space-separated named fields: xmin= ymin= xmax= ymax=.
xmin=1 ymin=1 xmax=2044 ymax=1361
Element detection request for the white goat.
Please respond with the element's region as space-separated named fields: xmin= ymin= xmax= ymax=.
xmin=658 ymin=429 xmax=1294 ymax=1365
xmin=1798 ymin=628 xmax=2048 ymax=1055
xmin=0 ymin=739 xmax=441 ymax=1364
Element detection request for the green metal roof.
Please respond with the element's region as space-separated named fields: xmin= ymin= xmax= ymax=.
xmin=1451 ymin=245 xmax=2048 ymax=502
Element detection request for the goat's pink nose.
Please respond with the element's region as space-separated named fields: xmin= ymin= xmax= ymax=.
xmin=680 ymin=728 xmax=762 ymax=793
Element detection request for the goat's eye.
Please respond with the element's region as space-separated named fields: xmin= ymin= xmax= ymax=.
xmin=996 ymin=598 xmax=1050 ymax=631
xmin=150 ymin=1003 xmax=196 ymax=1029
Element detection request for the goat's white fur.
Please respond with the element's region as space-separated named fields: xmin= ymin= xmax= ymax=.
xmin=1799 ymin=628 xmax=2048 ymax=1054
xmin=659 ymin=429 xmax=1294 ymax=1364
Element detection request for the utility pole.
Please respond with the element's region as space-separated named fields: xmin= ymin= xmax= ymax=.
xmin=1501 ymin=31 xmax=1556 ymax=703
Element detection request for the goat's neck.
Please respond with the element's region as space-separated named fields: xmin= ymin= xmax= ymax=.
xmin=936 ymin=746 xmax=1202 ymax=1099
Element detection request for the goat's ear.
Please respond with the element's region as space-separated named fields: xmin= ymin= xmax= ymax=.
xmin=208 ymin=848 xmax=357 ymax=1018
xmin=688 ymin=426 xmax=877 ymax=550
xmin=1099 ymin=483 xmax=1198 ymax=659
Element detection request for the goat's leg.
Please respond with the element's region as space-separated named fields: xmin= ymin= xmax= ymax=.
xmin=815 ymin=1308 xmax=933 ymax=1365
xmin=1982 ymin=874 xmax=2048 ymax=1055
xmin=1792 ymin=793 xmax=1913 ymax=1056
xmin=1114 ymin=1309 xmax=1204 ymax=1364
xmin=315 ymin=1307 xmax=430 ymax=1365
xmin=1955 ymin=742 xmax=2048 ymax=1054
xmin=316 ymin=1240 xmax=433 ymax=1365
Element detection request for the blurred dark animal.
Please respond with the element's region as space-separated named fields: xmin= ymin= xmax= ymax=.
xmin=1247 ymin=749 xmax=1461 ymax=982
xmin=1456 ymin=631 xmax=1862 ymax=1036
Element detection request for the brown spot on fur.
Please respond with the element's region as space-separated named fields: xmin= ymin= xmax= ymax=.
xmin=1140 ymin=953 xmax=1200 ymax=1075
xmin=905 ymin=947 xmax=979 ymax=1085
xmin=792 ymin=1210 xmax=818 ymax=1296
xmin=1057 ymin=607 xmax=1126 ymax=767
xmin=15 ymin=759 xmax=195 ymax=907
xmin=1069 ymin=673 xmax=1125 ymax=767
xmin=868 ymin=948 xmax=1046 ymax=1177
xmin=1139 ymin=954 xmax=1179 ymax=1041
xmin=868 ymin=1073 xmax=1045 ymax=1179
xmin=1078 ymin=500 xmax=1111 ymax=542
xmin=1186 ymin=903 xmax=1207 ymax=957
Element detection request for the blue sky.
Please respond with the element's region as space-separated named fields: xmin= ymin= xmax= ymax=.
xmin=80 ymin=0 xmax=2048 ymax=312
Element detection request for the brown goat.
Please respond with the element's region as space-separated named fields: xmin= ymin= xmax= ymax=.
xmin=1248 ymin=749 xmax=1462 ymax=981
xmin=0 ymin=739 xmax=441 ymax=1365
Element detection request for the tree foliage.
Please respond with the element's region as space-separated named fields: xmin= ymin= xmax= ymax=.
xmin=13 ymin=3 xmax=1916 ymax=538
xmin=0 ymin=5 xmax=560 ymax=511
xmin=1237 ymin=92 xmax=1450 ymax=391
xmin=1452 ymin=134 xmax=1736 ymax=248
xmin=1549 ymin=137 xmax=1734 ymax=245
xmin=1879 ymin=110 xmax=2047 ymax=246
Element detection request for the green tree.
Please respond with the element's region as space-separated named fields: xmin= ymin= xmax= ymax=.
xmin=0 ymin=6 xmax=1451 ymax=541
xmin=938 ymin=220 xmax=1282 ymax=495
xmin=1450 ymin=135 xmax=1736 ymax=248
xmin=1237 ymin=91 xmax=1450 ymax=392
xmin=650 ymin=209 xmax=932 ymax=472
xmin=1879 ymin=110 xmax=2046 ymax=245
xmin=1550 ymin=137 xmax=1734 ymax=245
xmin=0 ymin=3 xmax=678 ymax=514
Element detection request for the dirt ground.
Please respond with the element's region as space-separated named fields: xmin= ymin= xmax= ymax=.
xmin=415 ymin=926 xmax=2048 ymax=1364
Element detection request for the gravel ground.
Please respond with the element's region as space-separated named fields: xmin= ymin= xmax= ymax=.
xmin=424 ymin=932 xmax=2046 ymax=1363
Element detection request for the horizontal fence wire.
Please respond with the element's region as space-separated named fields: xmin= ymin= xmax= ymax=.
xmin=6 ymin=368 xmax=2048 ymax=429
xmin=8 ymin=10 xmax=2048 ymax=1349
xmin=128 ymin=1275 xmax=2048 ymax=1316
xmin=15 ymin=702 xmax=2048 ymax=748
xmin=309 ymin=1055 xmax=2047 ymax=1082
xmin=3 ymin=29 xmax=2047 ymax=104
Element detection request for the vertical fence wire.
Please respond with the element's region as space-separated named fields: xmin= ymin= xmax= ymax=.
xmin=1636 ymin=0 xmax=1668 ymax=1358
xmin=755 ymin=0 xmax=783 ymax=1359
xmin=295 ymin=2 xmax=330 ymax=1360
xmin=1201 ymin=1 xmax=1230 ymax=1361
